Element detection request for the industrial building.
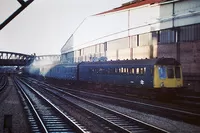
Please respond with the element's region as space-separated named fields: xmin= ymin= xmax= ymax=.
xmin=61 ymin=0 xmax=200 ymax=90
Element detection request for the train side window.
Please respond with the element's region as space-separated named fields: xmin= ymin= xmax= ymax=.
xmin=112 ymin=68 xmax=114 ymax=74
xmin=111 ymin=68 xmax=115 ymax=74
xmin=144 ymin=67 xmax=146 ymax=74
xmin=127 ymin=68 xmax=131 ymax=74
xmin=123 ymin=68 xmax=125 ymax=73
xmin=103 ymin=68 xmax=106 ymax=74
xmin=101 ymin=68 xmax=104 ymax=74
xmin=91 ymin=68 xmax=95 ymax=73
xmin=57 ymin=68 xmax=59 ymax=73
xmin=167 ymin=66 xmax=174 ymax=78
xmin=102 ymin=68 xmax=106 ymax=74
xmin=127 ymin=68 xmax=130 ymax=74
xmin=120 ymin=67 xmax=123 ymax=73
xmin=123 ymin=68 xmax=127 ymax=74
xmin=158 ymin=66 xmax=166 ymax=79
xmin=175 ymin=66 xmax=181 ymax=78
xmin=96 ymin=68 xmax=99 ymax=74
xmin=99 ymin=68 xmax=103 ymax=74
xmin=140 ymin=68 xmax=144 ymax=75
xmin=107 ymin=68 xmax=110 ymax=74
xmin=105 ymin=68 xmax=108 ymax=74
xmin=104 ymin=68 xmax=107 ymax=74
xmin=131 ymin=68 xmax=135 ymax=74
xmin=108 ymin=68 xmax=113 ymax=74
xmin=136 ymin=68 xmax=140 ymax=74
xmin=115 ymin=68 xmax=118 ymax=74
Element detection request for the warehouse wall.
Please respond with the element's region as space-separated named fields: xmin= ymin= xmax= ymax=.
xmin=62 ymin=0 xmax=200 ymax=55
xmin=61 ymin=0 xmax=200 ymax=86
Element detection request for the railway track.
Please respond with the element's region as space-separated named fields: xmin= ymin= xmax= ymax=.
xmin=60 ymin=87 xmax=200 ymax=125
xmin=39 ymin=76 xmax=200 ymax=108
xmin=177 ymin=95 xmax=200 ymax=102
xmin=22 ymin=77 xmax=168 ymax=133
xmin=171 ymin=96 xmax=200 ymax=108
xmin=13 ymin=77 xmax=87 ymax=133
xmin=24 ymin=77 xmax=200 ymax=125
xmin=0 ymin=75 xmax=8 ymax=92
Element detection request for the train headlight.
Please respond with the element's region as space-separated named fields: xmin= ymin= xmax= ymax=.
xmin=161 ymin=82 xmax=164 ymax=87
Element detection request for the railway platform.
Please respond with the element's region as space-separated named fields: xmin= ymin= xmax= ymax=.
xmin=0 ymin=77 xmax=30 ymax=133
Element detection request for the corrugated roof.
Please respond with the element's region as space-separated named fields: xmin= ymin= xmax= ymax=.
xmin=95 ymin=0 xmax=169 ymax=16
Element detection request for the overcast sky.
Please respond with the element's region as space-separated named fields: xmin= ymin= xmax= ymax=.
xmin=0 ymin=0 xmax=130 ymax=56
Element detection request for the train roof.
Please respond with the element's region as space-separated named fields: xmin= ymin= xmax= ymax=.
xmin=53 ymin=63 xmax=79 ymax=67
xmin=80 ymin=58 xmax=181 ymax=66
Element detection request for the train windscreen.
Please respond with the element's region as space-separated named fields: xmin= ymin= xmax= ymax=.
xmin=167 ymin=66 xmax=174 ymax=78
xmin=175 ymin=66 xmax=181 ymax=78
xmin=158 ymin=66 xmax=166 ymax=79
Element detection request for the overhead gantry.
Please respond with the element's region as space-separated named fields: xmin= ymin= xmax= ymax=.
xmin=34 ymin=55 xmax=61 ymax=63
xmin=0 ymin=51 xmax=35 ymax=66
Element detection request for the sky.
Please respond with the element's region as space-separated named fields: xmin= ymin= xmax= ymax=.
xmin=0 ymin=0 xmax=131 ymax=56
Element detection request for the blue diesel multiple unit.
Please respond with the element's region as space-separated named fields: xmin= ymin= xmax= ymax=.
xmin=28 ymin=58 xmax=183 ymax=90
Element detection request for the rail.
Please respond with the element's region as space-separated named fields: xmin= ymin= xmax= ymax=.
xmin=25 ymin=78 xmax=168 ymax=133
xmin=13 ymin=77 xmax=86 ymax=133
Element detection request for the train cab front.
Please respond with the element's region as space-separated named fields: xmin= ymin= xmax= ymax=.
xmin=153 ymin=62 xmax=183 ymax=99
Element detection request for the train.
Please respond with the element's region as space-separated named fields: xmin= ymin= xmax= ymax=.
xmin=22 ymin=57 xmax=183 ymax=96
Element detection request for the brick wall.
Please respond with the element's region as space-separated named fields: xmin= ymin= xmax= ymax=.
xmin=154 ymin=44 xmax=177 ymax=59
xmin=180 ymin=41 xmax=200 ymax=75
xmin=180 ymin=41 xmax=200 ymax=92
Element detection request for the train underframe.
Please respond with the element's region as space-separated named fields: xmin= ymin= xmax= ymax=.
xmin=34 ymin=75 xmax=180 ymax=100
xmin=79 ymin=81 xmax=180 ymax=100
xmin=22 ymin=73 xmax=181 ymax=101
